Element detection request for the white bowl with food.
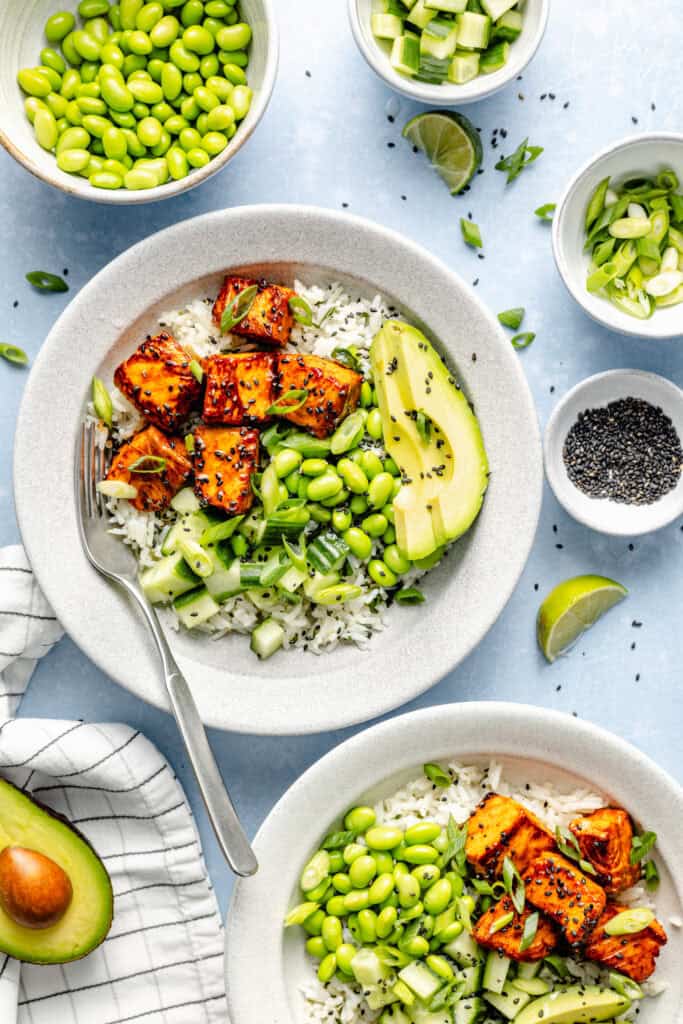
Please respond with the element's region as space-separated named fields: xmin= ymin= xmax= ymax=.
xmin=545 ymin=369 xmax=683 ymax=536
xmin=0 ymin=0 xmax=278 ymax=203
xmin=226 ymin=701 xmax=683 ymax=1024
xmin=553 ymin=133 xmax=683 ymax=339
xmin=14 ymin=205 xmax=541 ymax=735
xmin=348 ymin=0 xmax=549 ymax=106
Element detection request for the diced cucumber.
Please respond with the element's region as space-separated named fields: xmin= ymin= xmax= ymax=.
xmin=249 ymin=618 xmax=285 ymax=659
xmin=178 ymin=537 xmax=213 ymax=578
xmin=442 ymin=930 xmax=483 ymax=968
xmin=170 ymin=487 xmax=200 ymax=514
xmin=399 ymin=0 xmax=418 ymax=7
xmin=398 ymin=961 xmax=444 ymax=1002
xmin=458 ymin=963 xmax=483 ymax=997
xmin=516 ymin=961 xmax=542 ymax=980
xmin=479 ymin=40 xmax=509 ymax=72
xmin=482 ymin=951 xmax=511 ymax=995
xmin=303 ymin=571 xmax=340 ymax=599
xmin=480 ymin=0 xmax=517 ymax=18
xmin=453 ymin=997 xmax=485 ymax=1024
xmin=204 ymin=550 xmax=242 ymax=602
xmin=366 ymin=986 xmax=399 ymax=1011
xmin=374 ymin=0 xmax=410 ymax=10
xmin=407 ymin=1004 xmax=452 ymax=1024
xmin=173 ymin=586 xmax=220 ymax=629
xmin=372 ymin=12 xmax=405 ymax=38
xmin=380 ymin=1006 xmax=412 ymax=1024
xmin=407 ymin=0 xmax=437 ymax=29
xmin=351 ymin=948 xmax=394 ymax=988
xmin=448 ymin=50 xmax=479 ymax=82
xmin=455 ymin=10 xmax=490 ymax=48
xmin=492 ymin=9 xmax=522 ymax=41
xmin=511 ymin=977 xmax=552 ymax=996
xmin=425 ymin=0 xmax=467 ymax=11
xmin=420 ymin=18 xmax=459 ymax=59
xmin=277 ymin=565 xmax=308 ymax=594
xmin=140 ymin=551 xmax=199 ymax=605
xmin=161 ymin=510 xmax=212 ymax=555
xmin=391 ymin=34 xmax=421 ymax=75
xmin=483 ymin=980 xmax=532 ymax=1019
xmin=239 ymin=510 xmax=266 ymax=546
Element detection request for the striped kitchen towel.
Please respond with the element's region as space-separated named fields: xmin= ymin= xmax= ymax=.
xmin=0 ymin=548 xmax=230 ymax=1023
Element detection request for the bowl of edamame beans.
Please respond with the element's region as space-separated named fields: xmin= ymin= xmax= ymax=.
xmin=0 ymin=0 xmax=278 ymax=202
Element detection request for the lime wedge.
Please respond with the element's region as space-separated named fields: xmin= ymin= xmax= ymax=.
xmin=537 ymin=575 xmax=628 ymax=663
xmin=402 ymin=110 xmax=483 ymax=195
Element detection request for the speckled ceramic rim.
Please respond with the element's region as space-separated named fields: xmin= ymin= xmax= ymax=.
xmin=14 ymin=205 xmax=542 ymax=734
xmin=347 ymin=0 xmax=549 ymax=106
xmin=552 ymin=132 xmax=683 ymax=339
xmin=226 ymin=701 xmax=683 ymax=1023
xmin=0 ymin=0 xmax=279 ymax=205
xmin=544 ymin=369 xmax=683 ymax=536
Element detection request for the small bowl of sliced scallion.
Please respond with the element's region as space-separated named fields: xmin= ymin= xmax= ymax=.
xmin=553 ymin=132 xmax=683 ymax=339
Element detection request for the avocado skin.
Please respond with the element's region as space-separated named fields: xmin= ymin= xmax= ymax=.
xmin=513 ymin=984 xmax=631 ymax=1024
xmin=0 ymin=778 xmax=113 ymax=964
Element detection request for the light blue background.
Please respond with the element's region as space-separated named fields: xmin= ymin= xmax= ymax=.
xmin=1 ymin=2 xmax=681 ymax=914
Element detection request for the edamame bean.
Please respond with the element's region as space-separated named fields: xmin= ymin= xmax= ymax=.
xmin=41 ymin=48 xmax=67 ymax=75
xmin=137 ymin=1 xmax=164 ymax=31
xmin=368 ymin=872 xmax=394 ymax=905
xmin=200 ymin=54 xmax=220 ymax=78
xmin=205 ymin=0 xmax=229 ymax=14
xmin=17 ymin=69 xmax=52 ymax=99
xmin=122 ymin=54 xmax=147 ymax=75
xmin=366 ymin=408 xmax=383 ymax=440
xmin=343 ymin=889 xmax=369 ymax=913
xmin=79 ymin=0 xmax=110 ymax=15
xmin=382 ymin=525 xmax=396 ymax=545
xmin=335 ymin=943 xmax=356 ymax=976
xmin=365 ymin=825 xmax=404 ymax=851
xmin=60 ymin=68 xmax=82 ymax=99
xmin=302 ymin=908 xmax=325 ymax=936
xmin=412 ymin=864 xmax=440 ymax=891
xmin=147 ymin=58 xmax=165 ymax=81
xmin=349 ymin=855 xmax=376 ymax=889
xmin=101 ymin=42 xmax=125 ymax=67
xmin=328 ymin=851 xmax=344 ymax=874
xmin=165 ymin=144 xmax=188 ymax=177
xmin=359 ymin=451 xmax=383 ymax=480
xmin=321 ymin=915 xmax=343 ymax=952
xmin=183 ymin=24 xmax=215 ymax=54
xmin=61 ymin=32 xmax=83 ymax=66
xmin=220 ymin=60 xmax=247 ymax=84
xmin=436 ymin=920 xmax=463 ymax=944
xmin=426 ymin=954 xmax=453 ymax=981
xmin=331 ymin=509 xmax=352 ymax=534
xmin=65 ymin=100 xmax=84 ymax=124
xmin=273 ymin=448 xmax=302 ymax=479
xmin=34 ymin=108 xmax=58 ymax=149
xmin=342 ymin=843 xmax=365 ymax=865
xmin=37 ymin=65 xmax=63 ymax=91
xmin=343 ymin=527 xmax=372 ymax=561
xmin=170 ymin=39 xmax=200 ymax=70
xmin=423 ymin=878 xmax=452 ymax=915
xmin=397 ymin=874 xmax=420 ymax=909
xmin=358 ymin=909 xmax=377 ymax=944
xmin=181 ymin=0 xmax=204 ymax=25
xmin=307 ymin=472 xmax=343 ymax=503
xmin=195 ymin=111 xmax=209 ymax=134
xmin=206 ymin=102 xmax=234 ymax=130
xmin=46 ymin=11 xmax=76 ymax=43
xmin=320 ymin=488 xmax=349 ymax=508
xmin=337 ymin=459 xmax=369 ymax=495
xmin=325 ymin=895 xmax=346 ymax=918
xmin=300 ymin=458 xmax=328 ymax=477
xmin=349 ymin=495 xmax=368 ymax=517
xmin=76 ymin=80 xmax=101 ymax=97
xmin=56 ymin=147 xmax=92 ymax=173
xmin=151 ymin=14 xmax=180 ymax=46
xmin=72 ymin=29 xmax=102 ymax=61
xmin=24 ymin=97 xmax=47 ymax=124
xmin=384 ymin=545 xmax=411 ymax=576
xmin=128 ymin=29 xmax=153 ymax=53
xmin=317 ymin=953 xmax=336 ymax=984
xmin=194 ymin=84 xmax=219 ymax=110
xmin=165 ymin=112 xmax=187 ymax=133
xmin=362 ymin=514 xmax=388 ymax=539
xmin=331 ymin=872 xmax=351 ymax=895
xmin=368 ymin=472 xmax=393 ymax=509
xmin=46 ymin=92 xmax=69 ymax=118
xmin=84 ymin=17 xmax=110 ymax=44
xmin=300 ymin=850 xmax=330 ymax=893
xmin=89 ymin=169 xmax=123 ymax=188
xmin=103 ymin=124 xmax=128 ymax=158
xmin=305 ymin=936 xmax=326 ymax=959
xmin=102 ymin=157 xmax=128 ymax=176
xmin=151 ymin=99 xmax=174 ymax=120
xmin=368 ymin=557 xmax=397 ymax=587
xmin=370 ymin=850 xmax=394 ymax=874
xmin=123 ymin=167 xmax=157 ymax=188
xmin=229 ymin=83 xmax=251 ymax=119
xmin=376 ymin=905 xmax=397 ymax=939
xmin=83 ymin=113 xmax=111 ymax=136
xmin=121 ymin=126 xmax=145 ymax=153
xmin=216 ymin=22 xmax=251 ymax=50
xmin=137 ymin=115 xmax=163 ymax=145
xmin=120 ymin=0 xmax=143 ymax=28
xmin=129 ymin=76 xmax=163 ymax=103
xmin=77 ymin=95 xmax=107 ymax=115
xmin=360 ymin=381 xmax=373 ymax=407
xmin=399 ymin=844 xmax=439 ymax=865
xmin=308 ymin=504 xmax=331 ymax=525
xmin=161 ymin=61 xmax=183 ymax=99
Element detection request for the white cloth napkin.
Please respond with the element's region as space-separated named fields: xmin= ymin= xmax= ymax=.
xmin=0 ymin=546 xmax=229 ymax=1023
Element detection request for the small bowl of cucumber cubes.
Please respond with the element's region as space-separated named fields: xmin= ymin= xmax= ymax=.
xmin=553 ymin=132 xmax=683 ymax=339
xmin=348 ymin=0 xmax=549 ymax=105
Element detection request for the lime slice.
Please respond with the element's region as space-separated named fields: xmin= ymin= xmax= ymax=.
xmin=402 ymin=111 xmax=483 ymax=195
xmin=537 ymin=575 xmax=628 ymax=663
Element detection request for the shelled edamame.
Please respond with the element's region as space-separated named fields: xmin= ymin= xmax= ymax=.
xmin=584 ymin=169 xmax=683 ymax=318
xmin=18 ymin=0 xmax=254 ymax=191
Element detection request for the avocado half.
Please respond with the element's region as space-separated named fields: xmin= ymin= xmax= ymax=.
xmin=0 ymin=778 xmax=113 ymax=963
xmin=371 ymin=320 xmax=489 ymax=561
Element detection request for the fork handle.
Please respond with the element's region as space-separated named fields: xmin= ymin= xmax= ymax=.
xmin=121 ymin=580 xmax=258 ymax=877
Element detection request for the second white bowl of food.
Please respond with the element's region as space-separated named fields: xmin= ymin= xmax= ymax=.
xmin=348 ymin=0 xmax=549 ymax=106
xmin=226 ymin=701 xmax=683 ymax=1024
xmin=14 ymin=205 xmax=541 ymax=734
xmin=553 ymin=133 xmax=683 ymax=339
xmin=0 ymin=0 xmax=278 ymax=203
xmin=545 ymin=369 xmax=683 ymax=536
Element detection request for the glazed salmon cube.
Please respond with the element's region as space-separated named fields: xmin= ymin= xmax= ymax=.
xmin=585 ymin=903 xmax=667 ymax=982
xmin=212 ymin=275 xmax=296 ymax=347
xmin=202 ymin=352 xmax=277 ymax=425
xmin=523 ymin=851 xmax=607 ymax=946
xmin=472 ymin=894 xmax=559 ymax=962
xmin=568 ymin=808 xmax=641 ymax=895
xmin=106 ymin=425 xmax=192 ymax=513
xmin=275 ymin=353 xmax=363 ymax=438
xmin=465 ymin=793 xmax=556 ymax=880
xmin=114 ymin=333 xmax=202 ymax=433
xmin=193 ymin=425 xmax=259 ymax=515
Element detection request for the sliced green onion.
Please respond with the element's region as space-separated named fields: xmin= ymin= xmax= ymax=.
xmin=495 ymin=138 xmax=543 ymax=184
xmin=260 ymin=549 xmax=291 ymax=587
xmin=317 ymin=306 xmax=337 ymax=328
xmin=260 ymin=462 xmax=282 ymax=517
xmin=511 ymin=332 xmax=535 ymax=349
xmin=220 ymin=284 xmax=258 ymax=332
xmin=331 ymin=345 xmax=361 ymax=371
xmin=289 ymin=295 xmax=314 ymax=326
xmin=460 ymin=218 xmax=483 ymax=248
xmin=443 ymin=814 xmax=467 ymax=874
xmin=91 ymin=376 xmax=113 ymax=426
xmin=609 ymin=972 xmax=644 ymax=1000
xmin=630 ymin=830 xmax=657 ymax=864
xmin=554 ymin=826 xmax=597 ymax=874
xmin=281 ymin=433 xmax=331 ymax=458
xmin=189 ymin=359 xmax=203 ymax=383
xmin=519 ymin=911 xmax=539 ymax=952
xmin=670 ymin=193 xmax=683 ymax=222
xmin=261 ymin=421 xmax=291 ymax=454
xmin=128 ymin=455 xmax=167 ymax=474
xmin=489 ymin=911 xmax=514 ymax=935
xmin=200 ymin=515 xmax=244 ymax=547
xmin=0 ymin=343 xmax=29 ymax=366
xmin=306 ymin=531 xmax=349 ymax=574
xmin=262 ymin=506 xmax=311 ymax=543
xmin=604 ymin=907 xmax=655 ymax=936
xmin=423 ymin=762 xmax=451 ymax=788
xmin=656 ymin=169 xmax=679 ymax=191
xmin=26 ymin=270 xmax=68 ymax=292
xmin=320 ymin=829 xmax=356 ymax=851
xmin=415 ymin=409 xmax=432 ymax=443
xmin=184 ymin=433 xmax=195 ymax=454
xmin=283 ymin=535 xmax=307 ymax=572
xmin=535 ymin=203 xmax=556 ymax=221
xmin=585 ymin=176 xmax=610 ymax=230
xmin=266 ymin=388 xmax=309 ymax=416
xmin=178 ymin=538 xmax=213 ymax=578
xmin=395 ymin=586 xmax=425 ymax=605
xmin=96 ymin=479 xmax=138 ymax=500
xmin=502 ymin=856 xmax=525 ymax=914
xmin=497 ymin=307 xmax=525 ymax=330
xmin=544 ymin=955 xmax=570 ymax=978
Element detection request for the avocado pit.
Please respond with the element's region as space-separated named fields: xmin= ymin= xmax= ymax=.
xmin=0 ymin=846 xmax=73 ymax=929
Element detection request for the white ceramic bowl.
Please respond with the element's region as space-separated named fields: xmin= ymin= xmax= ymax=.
xmin=553 ymin=133 xmax=683 ymax=339
xmin=14 ymin=205 xmax=542 ymax=734
xmin=0 ymin=0 xmax=278 ymax=204
xmin=347 ymin=0 xmax=549 ymax=106
xmin=226 ymin=701 xmax=683 ymax=1024
xmin=545 ymin=369 xmax=683 ymax=536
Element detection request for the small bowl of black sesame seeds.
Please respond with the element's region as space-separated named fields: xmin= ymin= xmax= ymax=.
xmin=544 ymin=369 xmax=683 ymax=535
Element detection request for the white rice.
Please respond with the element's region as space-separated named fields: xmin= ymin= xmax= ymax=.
xmin=100 ymin=281 xmax=417 ymax=654
xmin=300 ymin=760 xmax=665 ymax=1024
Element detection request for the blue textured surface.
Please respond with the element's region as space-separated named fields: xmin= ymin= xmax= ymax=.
xmin=1 ymin=2 xmax=682 ymax=915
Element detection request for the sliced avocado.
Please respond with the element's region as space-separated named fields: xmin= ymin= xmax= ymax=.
xmin=0 ymin=779 xmax=113 ymax=963
xmin=371 ymin=320 xmax=488 ymax=560
xmin=513 ymin=985 xmax=631 ymax=1024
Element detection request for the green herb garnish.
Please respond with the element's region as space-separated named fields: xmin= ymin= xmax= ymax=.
xmin=266 ymin=388 xmax=309 ymax=416
xmin=555 ymin=826 xmax=597 ymax=875
xmin=395 ymin=586 xmax=426 ymax=605
xmin=416 ymin=409 xmax=432 ymax=443
xmin=643 ymin=859 xmax=660 ymax=891
xmin=495 ymin=138 xmax=544 ymax=184
xmin=331 ymin=345 xmax=361 ymax=371
xmin=26 ymin=270 xmax=69 ymax=293
xmin=289 ymin=295 xmax=314 ymax=327
xmin=630 ymin=830 xmax=657 ymax=864
xmin=519 ymin=911 xmax=539 ymax=952
xmin=0 ymin=343 xmax=29 ymax=366
xmin=489 ymin=911 xmax=514 ymax=935
xmin=535 ymin=203 xmax=556 ymax=221
xmin=320 ymin=829 xmax=356 ymax=850
xmin=220 ymin=284 xmax=258 ymax=332
xmin=511 ymin=332 xmax=536 ymax=349
xmin=128 ymin=455 xmax=167 ymax=474
xmin=460 ymin=218 xmax=483 ymax=248
xmin=498 ymin=307 xmax=525 ymax=330
xmin=423 ymin=762 xmax=451 ymax=788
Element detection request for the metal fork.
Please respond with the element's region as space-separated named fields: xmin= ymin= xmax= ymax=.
xmin=75 ymin=422 xmax=258 ymax=877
